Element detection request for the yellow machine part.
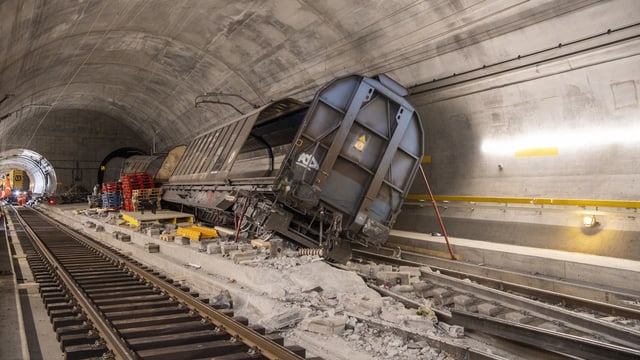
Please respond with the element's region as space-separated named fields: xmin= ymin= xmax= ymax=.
xmin=177 ymin=226 xmax=219 ymax=241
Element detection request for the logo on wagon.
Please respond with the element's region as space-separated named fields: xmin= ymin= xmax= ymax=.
xmin=296 ymin=153 xmax=319 ymax=170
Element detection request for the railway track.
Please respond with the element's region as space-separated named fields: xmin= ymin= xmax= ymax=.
xmin=10 ymin=206 xmax=317 ymax=360
xmin=10 ymin=203 xmax=640 ymax=359
xmin=350 ymin=244 xmax=640 ymax=360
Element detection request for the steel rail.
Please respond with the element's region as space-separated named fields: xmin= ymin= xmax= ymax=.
xmin=354 ymin=243 xmax=640 ymax=315
xmin=352 ymin=247 xmax=640 ymax=350
xmin=451 ymin=310 xmax=640 ymax=360
xmin=14 ymin=208 xmax=135 ymax=360
xmin=423 ymin=269 xmax=640 ymax=350
xmin=38 ymin=208 xmax=304 ymax=360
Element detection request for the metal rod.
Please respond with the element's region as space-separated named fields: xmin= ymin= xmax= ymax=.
xmin=419 ymin=166 xmax=456 ymax=260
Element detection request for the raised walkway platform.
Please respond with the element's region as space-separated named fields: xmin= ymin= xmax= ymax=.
xmin=388 ymin=229 xmax=640 ymax=295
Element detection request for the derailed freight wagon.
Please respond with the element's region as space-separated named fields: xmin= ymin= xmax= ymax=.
xmin=163 ymin=74 xmax=424 ymax=261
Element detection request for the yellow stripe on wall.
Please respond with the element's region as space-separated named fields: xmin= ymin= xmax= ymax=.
xmin=422 ymin=155 xmax=432 ymax=163
xmin=515 ymin=147 xmax=559 ymax=157
xmin=405 ymin=194 xmax=640 ymax=209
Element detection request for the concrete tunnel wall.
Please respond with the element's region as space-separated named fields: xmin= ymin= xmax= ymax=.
xmin=398 ymin=52 xmax=640 ymax=257
xmin=394 ymin=3 xmax=640 ymax=258
xmin=411 ymin=51 xmax=640 ymax=201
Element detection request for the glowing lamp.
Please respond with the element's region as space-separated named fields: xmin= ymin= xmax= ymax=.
xmin=582 ymin=215 xmax=597 ymax=227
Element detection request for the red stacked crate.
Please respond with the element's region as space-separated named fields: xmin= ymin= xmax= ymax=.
xmin=121 ymin=172 xmax=155 ymax=211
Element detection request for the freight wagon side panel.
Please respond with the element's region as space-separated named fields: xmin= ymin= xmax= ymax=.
xmin=168 ymin=114 xmax=257 ymax=185
xmin=288 ymin=75 xmax=423 ymax=245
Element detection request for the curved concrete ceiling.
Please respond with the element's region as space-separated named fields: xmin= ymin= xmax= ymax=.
xmin=4 ymin=0 xmax=619 ymax=153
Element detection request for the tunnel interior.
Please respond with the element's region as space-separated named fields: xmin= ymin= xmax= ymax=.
xmin=0 ymin=149 xmax=57 ymax=195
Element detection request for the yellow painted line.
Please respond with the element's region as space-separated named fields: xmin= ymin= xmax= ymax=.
xmin=515 ymin=147 xmax=558 ymax=157
xmin=121 ymin=212 xmax=140 ymax=227
xmin=422 ymin=155 xmax=432 ymax=163
xmin=406 ymin=194 xmax=640 ymax=209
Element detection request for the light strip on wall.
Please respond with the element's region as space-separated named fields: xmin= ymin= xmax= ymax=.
xmin=481 ymin=125 xmax=640 ymax=156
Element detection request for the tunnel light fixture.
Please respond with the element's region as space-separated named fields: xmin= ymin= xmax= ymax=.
xmin=481 ymin=125 xmax=640 ymax=156
xmin=582 ymin=215 xmax=598 ymax=227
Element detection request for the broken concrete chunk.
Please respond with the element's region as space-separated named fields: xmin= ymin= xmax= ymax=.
xmin=220 ymin=242 xmax=237 ymax=255
xmin=439 ymin=322 xmax=464 ymax=337
xmin=147 ymin=228 xmax=161 ymax=236
xmin=206 ymin=242 xmax=221 ymax=254
xmin=176 ymin=236 xmax=189 ymax=245
xmin=505 ymin=311 xmax=535 ymax=324
xmin=453 ymin=294 xmax=477 ymax=312
xmin=144 ymin=243 xmax=159 ymax=253
xmin=376 ymin=271 xmax=410 ymax=285
xmin=230 ymin=250 xmax=257 ymax=263
xmin=342 ymin=295 xmax=383 ymax=316
xmin=306 ymin=315 xmax=347 ymax=335
xmin=210 ymin=290 xmax=233 ymax=309
xmin=398 ymin=266 xmax=421 ymax=277
xmin=477 ymin=302 xmax=503 ymax=317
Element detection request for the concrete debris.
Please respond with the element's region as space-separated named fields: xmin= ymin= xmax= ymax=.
xmin=438 ymin=322 xmax=464 ymax=338
xmin=306 ymin=315 xmax=347 ymax=335
xmin=376 ymin=271 xmax=411 ymax=285
xmin=206 ymin=242 xmax=221 ymax=254
xmin=379 ymin=301 xmax=412 ymax=322
xmin=210 ymin=289 xmax=233 ymax=309
xmin=262 ymin=308 xmax=310 ymax=331
xmin=398 ymin=266 xmax=421 ymax=278
xmin=341 ymin=294 xmax=383 ymax=317
xmin=144 ymin=243 xmax=159 ymax=253
xmin=426 ymin=287 xmax=454 ymax=306
xmin=195 ymin=239 xmax=217 ymax=252
xmin=251 ymin=238 xmax=271 ymax=249
xmin=412 ymin=281 xmax=434 ymax=296
xmin=230 ymin=249 xmax=257 ymax=263
xmin=147 ymin=228 xmax=161 ymax=236
xmin=111 ymin=231 xmax=131 ymax=242
xmin=477 ymin=302 xmax=503 ymax=317
xmin=453 ymin=294 xmax=477 ymax=312
xmin=341 ymin=313 xmax=446 ymax=360
xmin=220 ymin=242 xmax=238 ymax=255
xmin=47 ymin=204 xmax=467 ymax=359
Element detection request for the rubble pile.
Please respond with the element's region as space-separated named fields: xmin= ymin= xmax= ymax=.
xmin=47 ymin=204 xmax=462 ymax=359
